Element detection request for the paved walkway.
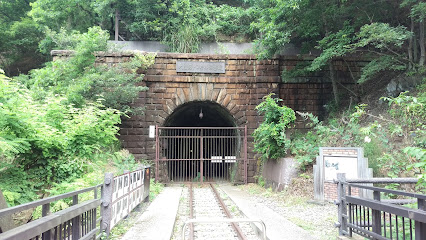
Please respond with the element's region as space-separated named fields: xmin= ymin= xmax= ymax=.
xmin=221 ymin=185 xmax=317 ymax=240
xmin=121 ymin=186 xmax=182 ymax=240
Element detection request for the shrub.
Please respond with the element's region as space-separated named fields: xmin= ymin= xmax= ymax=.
xmin=253 ymin=93 xmax=296 ymax=161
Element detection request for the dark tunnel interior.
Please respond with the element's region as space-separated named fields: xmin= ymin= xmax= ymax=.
xmin=161 ymin=101 xmax=241 ymax=182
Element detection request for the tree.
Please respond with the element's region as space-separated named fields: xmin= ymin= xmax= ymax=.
xmin=251 ymin=0 xmax=424 ymax=107
xmin=0 ymin=0 xmax=44 ymax=76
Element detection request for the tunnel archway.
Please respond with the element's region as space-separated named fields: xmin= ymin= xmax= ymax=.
xmin=164 ymin=101 xmax=236 ymax=127
xmin=158 ymin=101 xmax=245 ymax=183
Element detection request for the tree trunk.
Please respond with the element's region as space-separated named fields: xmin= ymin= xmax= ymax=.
xmin=419 ymin=20 xmax=425 ymax=66
xmin=329 ymin=62 xmax=339 ymax=106
xmin=408 ymin=17 xmax=414 ymax=69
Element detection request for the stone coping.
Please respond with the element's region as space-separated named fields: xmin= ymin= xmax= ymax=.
xmin=51 ymin=50 xmax=368 ymax=62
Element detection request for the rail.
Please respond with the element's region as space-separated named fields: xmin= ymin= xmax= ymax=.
xmin=0 ymin=166 xmax=150 ymax=240
xmin=182 ymin=218 xmax=267 ymax=240
xmin=334 ymin=173 xmax=425 ymax=240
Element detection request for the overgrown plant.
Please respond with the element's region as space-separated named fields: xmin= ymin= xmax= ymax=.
xmin=253 ymin=93 xmax=296 ymax=161
xmin=18 ymin=27 xmax=155 ymax=114
xmin=0 ymin=27 xmax=154 ymax=206
xmin=291 ymin=83 xmax=425 ymax=178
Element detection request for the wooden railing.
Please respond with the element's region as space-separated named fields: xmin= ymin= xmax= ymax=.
xmin=334 ymin=173 xmax=425 ymax=240
xmin=0 ymin=166 xmax=150 ymax=240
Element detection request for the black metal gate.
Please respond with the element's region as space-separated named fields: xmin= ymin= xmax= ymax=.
xmin=155 ymin=126 xmax=248 ymax=183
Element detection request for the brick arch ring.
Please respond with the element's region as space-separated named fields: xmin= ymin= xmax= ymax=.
xmin=157 ymin=83 xmax=247 ymax=126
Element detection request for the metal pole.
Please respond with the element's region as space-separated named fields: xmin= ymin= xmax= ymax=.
xmin=101 ymin=172 xmax=114 ymax=239
xmin=155 ymin=125 xmax=159 ymax=183
xmin=200 ymin=129 xmax=203 ymax=183
xmin=244 ymin=125 xmax=248 ymax=184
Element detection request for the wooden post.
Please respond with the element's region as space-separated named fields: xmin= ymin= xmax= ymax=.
xmin=93 ymin=186 xmax=98 ymax=239
xmin=372 ymin=190 xmax=382 ymax=237
xmin=337 ymin=173 xmax=348 ymax=236
xmin=41 ymin=203 xmax=51 ymax=240
xmin=72 ymin=195 xmax=80 ymax=240
xmin=415 ymin=199 xmax=426 ymax=240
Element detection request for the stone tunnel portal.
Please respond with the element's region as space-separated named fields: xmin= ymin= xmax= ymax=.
xmin=158 ymin=101 xmax=245 ymax=182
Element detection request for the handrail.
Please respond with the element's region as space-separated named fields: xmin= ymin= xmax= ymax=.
xmin=334 ymin=173 xmax=426 ymax=240
xmin=181 ymin=218 xmax=267 ymax=240
xmin=344 ymin=178 xmax=418 ymax=184
xmin=346 ymin=196 xmax=426 ymax=223
xmin=0 ymin=184 xmax=102 ymax=218
xmin=347 ymin=183 xmax=426 ymax=200
xmin=158 ymin=127 xmax=245 ymax=129
xmin=0 ymin=199 xmax=101 ymax=240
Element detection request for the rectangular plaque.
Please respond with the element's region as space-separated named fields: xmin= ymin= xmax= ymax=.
xmin=176 ymin=61 xmax=225 ymax=73
xmin=324 ymin=156 xmax=358 ymax=181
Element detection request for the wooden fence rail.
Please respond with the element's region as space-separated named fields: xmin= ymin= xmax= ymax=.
xmin=335 ymin=173 xmax=425 ymax=240
xmin=0 ymin=166 xmax=150 ymax=240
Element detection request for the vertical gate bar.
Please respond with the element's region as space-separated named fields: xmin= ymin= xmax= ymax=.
xmin=367 ymin=207 xmax=370 ymax=231
xmin=349 ymin=203 xmax=353 ymax=237
xmin=402 ymin=217 xmax=406 ymax=240
xmin=244 ymin=125 xmax=248 ymax=184
xmin=384 ymin=211 xmax=387 ymax=238
xmin=396 ymin=215 xmax=399 ymax=240
xmin=363 ymin=206 xmax=366 ymax=229
xmin=200 ymin=128 xmax=204 ymax=183
xmin=155 ymin=126 xmax=159 ymax=182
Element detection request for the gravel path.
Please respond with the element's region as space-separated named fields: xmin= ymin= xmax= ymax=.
xmin=238 ymin=184 xmax=338 ymax=240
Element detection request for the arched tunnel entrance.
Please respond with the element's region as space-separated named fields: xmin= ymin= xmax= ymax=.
xmin=155 ymin=101 xmax=247 ymax=183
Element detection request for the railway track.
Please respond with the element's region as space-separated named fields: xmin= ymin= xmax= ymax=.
xmin=183 ymin=183 xmax=260 ymax=240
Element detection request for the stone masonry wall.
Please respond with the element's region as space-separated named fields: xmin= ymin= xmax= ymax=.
xmin=52 ymin=50 xmax=363 ymax=183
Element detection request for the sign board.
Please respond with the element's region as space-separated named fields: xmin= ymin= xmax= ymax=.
xmin=324 ymin=156 xmax=358 ymax=181
xmin=149 ymin=125 xmax=155 ymax=138
xmin=176 ymin=61 xmax=225 ymax=74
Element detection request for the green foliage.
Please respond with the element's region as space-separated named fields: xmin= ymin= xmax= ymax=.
xmin=149 ymin=179 xmax=164 ymax=200
xmin=0 ymin=27 xmax=153 ymax=206
xmin=405 ymin=146 xmax=426 ymax=190
xmin=253 ymin=93 xmax=296 ymax=161
xmin=128 ymin=0 xmax=255 ymax=52
xmin=164 ymin=25 xmax=201 ymax=53
xmin=19 ymin=27 xmax=154 ymax=114
xmin=291 ymin=85 xmax=425 ymax=178
xmin=309 ymin=23 xmax=412 ymax=83
xmin=29 ymin=0 xmax=98 ymax=33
